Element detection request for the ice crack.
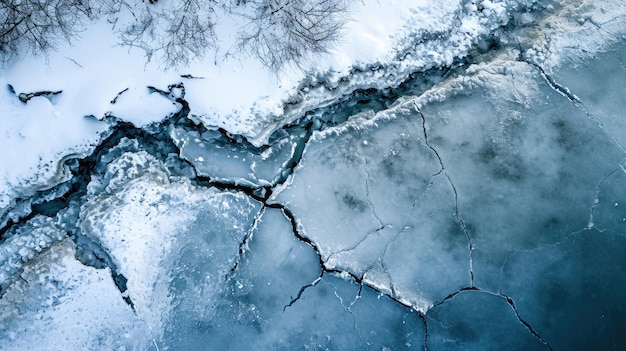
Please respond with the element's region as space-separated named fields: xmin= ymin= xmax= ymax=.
xmin=428 ymin=286 xmax=554 ymax=351
xmin=502 ymin=293 xmax=554 ymax=351
xmin=268 ymin=201 xmax=426 ymax=315
xmin=226 ymin=207 xmax=266 ymax=279
xmin=69 ymin=229 xmax=137 ymax=312
xmin=414 ymin=103 xmax=475 ymax=286
xmin=326 ymin=225 xmax=390 ymax=264
xmin=283 ymin=275 xmax=322 ymax=312
xmin=354 ymin=149 xmax=385 ymax=229
xmin=530 ymin=62 xmax=626 ymax=153
xmin=587 ymin=169 xmax=619 ymax=230
xmin=421 ymin=311 xmax=429 ymax=351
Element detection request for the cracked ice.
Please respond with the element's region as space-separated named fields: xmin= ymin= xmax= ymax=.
xmin=2 ymin=1 xmax=626 ymax=350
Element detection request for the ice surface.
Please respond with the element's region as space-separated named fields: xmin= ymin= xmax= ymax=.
xmin=0 ymin=240 xmax=154 ymax=350
xmin=277 ymin=110 xmax=471 ymax=310
xmin=425 ymin=290 xmax=549 ymax=351
xmin=549 ymin=39 xmax=626 ymax=148
xmin=2 ymin=0 xmax=626 ymax=350
xmin=181 ymin=208 xmax=424 ymax=350
xmin=415 ymin=59 xmax=625 ymax=292
xmin=501 ymin=230 xmax=626 ymax=350
xmin=78 ymin=149 xmax=262 ymax=347
xmin=592 ymin=169 xmax=626 ymax=233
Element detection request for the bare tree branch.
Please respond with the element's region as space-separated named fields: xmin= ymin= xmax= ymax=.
xmin=118 ymin=0 xmax=217 ymax=68
xmin=235 ymin=0 xmax=350 ymax=72
xmin=0 ymin=0 xmax=98 ymax=62
xmin=0 ymin=0 xmax=350 ymax=71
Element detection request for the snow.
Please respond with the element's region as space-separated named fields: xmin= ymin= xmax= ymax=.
xmin=0 ymin=0 xmax=542 ymax=210
xmin=0 ymin=82 xmax=107 ymax=213
xmin=2 ymin=0 xmax=626 ymax=349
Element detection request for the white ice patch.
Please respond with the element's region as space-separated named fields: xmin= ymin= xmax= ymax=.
xmin=0 ymin=240 xmax=153 ymax=351
xmin=78 ymin=150 xmax=261 ymax=341
xmin=524 ymin=0 xmax=626 ymax=72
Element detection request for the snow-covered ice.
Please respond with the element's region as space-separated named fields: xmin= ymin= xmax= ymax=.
xmin=2 ymin=0 xmax=626 ymax=349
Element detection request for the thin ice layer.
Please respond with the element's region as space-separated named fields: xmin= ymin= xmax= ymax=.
xmin=501 ymin=230 xmax=626 ymax=350
xmin=185 ymin=208 xmax=424 ymax=350
xmin=276 ymin=107 xmax=470 ymax=311
xmin=416 ymin=59 xmax=625 ymax=292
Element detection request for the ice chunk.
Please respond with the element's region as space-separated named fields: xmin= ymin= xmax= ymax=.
xmin=0 ymin=240 xmax=153 ymax=351
xmin=170 ymin=126 xmax=296 ymax=186
xmin=79 ymin=150 xmax=262 ymax=346
xmin=277 ymin=108 xmax=442 ymax=252
xmin=275 ymin=128 xmax=382 ymax=254
xmin=276 ymin=107 xmax=469 ymax=311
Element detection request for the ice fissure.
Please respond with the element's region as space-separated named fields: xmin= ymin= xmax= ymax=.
xmin=0 ymin=61 xmax=619 ymax=349
xmin=502 ymin=293 xmax=554 ymax=351
xmin=415 ymin=103 xmax=475 ymax=286
xmin=0 ymin=116 xmax=191 ymax=311
xmin=354 ymin=150 xmax=385 ymax=230
xmin=3 ymin=2 xmax=626 ymax=348
xmin=529 ymin=60 xmax=626 ymax=153
xmin=0 ymin=96 xmax=425 ymax=341
xmin=264 ymin=202 xmax=411 ymax=313
xmin=416 ymin=285 xmax=554 ymax=351
xmin=0 ymin=72 xmax=577 ymax=350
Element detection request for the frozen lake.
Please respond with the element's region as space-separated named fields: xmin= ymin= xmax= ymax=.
xmin=1 ymin=1 xmax=625 ymax=350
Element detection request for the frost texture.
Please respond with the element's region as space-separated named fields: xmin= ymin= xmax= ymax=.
xmin=0 ymin=240 xmax=154 ymax=350
xmin=1 ymin=1 xmax=626 ymax=350
xmin=78 ymin=150 xmax=262 ymax=347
